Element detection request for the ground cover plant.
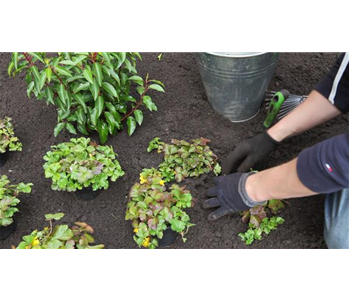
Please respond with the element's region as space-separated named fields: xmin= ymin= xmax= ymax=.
xmin=43 ymin=137 xmax=124 ymax=192
xmin=147 ymin=137 xmax=221 ymax=182
xmin=8 ymin=52 xmax=165 ymax=143
xmin=16 ymin=213 xmax=104 ymax=249
xmin=0 ymin=117 xmax=22 ymax=153
xmin=0 ymin=175 xmax=32 ymax=227
xmin=126 ymin=168 xmax=194 ymax=249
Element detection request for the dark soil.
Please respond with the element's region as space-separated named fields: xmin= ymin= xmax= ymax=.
xmin=0 ymin=52 xmax=346 ymax=249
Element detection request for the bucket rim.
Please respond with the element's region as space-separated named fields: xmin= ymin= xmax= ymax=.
xmin=205 ymin=52 xmax=269 ymax=58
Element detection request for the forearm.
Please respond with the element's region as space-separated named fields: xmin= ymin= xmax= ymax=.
xmin=246 ymin=158 xmax=318 ymax=202
xmin=267 ymin=90 xmax=341 ymax=142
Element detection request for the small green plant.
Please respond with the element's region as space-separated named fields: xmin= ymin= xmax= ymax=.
xmin=147 ymin=137 xmax=221 ymax=183
xmin=9 ymin=52 xmax=165 ymax=143
xmin=16 ymin=213 xmax=104 ymax=249
xmin=239 ymin=199 xmax=286 ymax=245
xmin=0 ymin=175 xmax=32 ymax=227
xmin=0 ymin=117 xmax=22 ymax=153
xmin=125 ymin=168 xmax=195 ymax=249
xmin=43 ymin=137 xmax=124 ymax=192
xmin=238 ymin=217 xmax=285 ymax=245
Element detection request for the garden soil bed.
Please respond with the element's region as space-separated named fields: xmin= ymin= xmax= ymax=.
xmin=0 ymin=52 xmax=347 ymax=249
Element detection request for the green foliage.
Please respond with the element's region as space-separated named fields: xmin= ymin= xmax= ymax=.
xmin=16 ymin=213 xmax=104 ymax=249
xmin=0 ymin=117 xmax=22 ymax=153
xmin=0 ymin=175 xmax=32 ymax=227
xmin=148 ymin=137 xmax=221 ymax=183
xmin=238 ymin=217 xmax=285 ymax=245
xmin=43 ymin=137 xmax=124 ymax=192
xmin=125 ymin=168 xmax=195 ymax=249
xmin=240 ymin=199 xmax=286 ymax=245
xmin=9 ymin=52 xmax=165 ymax=143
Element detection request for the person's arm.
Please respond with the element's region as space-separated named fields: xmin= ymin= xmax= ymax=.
xmin=267 ymin=90 xmax=341 ymax=142
xmin=246 ymin=132 xmax=349 ymax=202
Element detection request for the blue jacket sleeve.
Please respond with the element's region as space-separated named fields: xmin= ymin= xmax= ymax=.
xmin=297 ymin=132 xmax=349 ymax=194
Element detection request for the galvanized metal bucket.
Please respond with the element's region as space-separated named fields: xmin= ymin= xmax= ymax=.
xmin=196 ymin=52 xmax=279 ymax=122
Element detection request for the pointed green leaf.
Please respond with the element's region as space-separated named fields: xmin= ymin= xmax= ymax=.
xmin=90 ymin=107 xmax=98 ymax=126
xmin=90 ymin=78 xmax=100 ymax=101
xmin=97 ymin=120 xmax=108 ymax=144
xmin=102 ymin=82 xmax=118 ymax=98
xmin=54 ymin=123 xmax=66 ymax=137
xmin=39 ymin=71 xmax=47 ymax=90
xmin=83 ymin=68 xmax=93 ymax=84
xmin=95 ymin=96 xmax=104 ymax=118
xmin=66 ymin=123 xmax=77 ymax=135
xmin=45 ymin=86 xmax=54 ymax=104
xmin=27 ymin=82 xmax=34 ymax=98
xmin=143 ymin=95 xmax=157 ymax=112
xmin=134 ymin=109 xmax=143 ymax=126
xmin=127 ymin=116 xmax=136 ymax=136
xmin=58 ymin=84 xmax=66 ymax=104
xmin=55 ymin=65 xmax=72 ymax=77
xmin=148 ymin=84 xmax=165 ymax=92
xmin=93 ymin=62 xmax=103 ymax=86
xmin=46 ymin=68 xmax=52 ymax=83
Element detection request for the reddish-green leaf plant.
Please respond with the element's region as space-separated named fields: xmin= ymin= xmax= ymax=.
xmin=9 ymin=52 xmax=165 ymax=143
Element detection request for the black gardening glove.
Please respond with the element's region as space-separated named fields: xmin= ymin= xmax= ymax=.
xmin=203 ymin=172 xmax=265 ymax=221
xmin=222 ymin=132 xmax=280 ymax=175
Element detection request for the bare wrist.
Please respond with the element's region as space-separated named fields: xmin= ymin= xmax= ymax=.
xmin=245 ymin=173 xmax=270 ymax=203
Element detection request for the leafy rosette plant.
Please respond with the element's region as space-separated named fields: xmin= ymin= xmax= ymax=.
xmin=16 ymin=213 xmax=104 ymax=249
xmin=0 ymin=117 xmax=22 ymax=153
xmin=125 ymin=168 xmax=194 ymax=249
xmin=9 ymin=52 xmax=165 ymax=143
xmin=43 ymin=137 xmax=124 ymax=192
xmin=0 ymin=175 xmax=32 ymax=227
xmin=147 ymin=137 xmax=221 ymax=182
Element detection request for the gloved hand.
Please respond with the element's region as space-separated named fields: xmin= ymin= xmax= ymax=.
xmin=203 ymin=172 xmax=265 ymax=221
xmin=222 ymin=132 xmax=280 ymax=175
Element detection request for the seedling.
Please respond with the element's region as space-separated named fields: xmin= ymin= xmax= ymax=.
xmin=0 ymin=117 xmax=22 ymax=153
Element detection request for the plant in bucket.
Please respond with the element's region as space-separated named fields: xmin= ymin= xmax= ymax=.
xmin=126 ymin=168 xmax=195 ymax=249
xmin=43 ymin=137 xmax=124 ymax=200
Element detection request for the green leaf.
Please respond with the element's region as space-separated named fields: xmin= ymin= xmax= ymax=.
xmin=28 ymin=52 xmax=45 ymax=64
xmin=54 ymin=123 xmax=66 ymax=137
xmin=143 ymin=96 xmax=157 ymax=112
xmin=13 ymin=52 xmax=18 ymax=69
xmin=74 ymin=82 xmax=90 ymax=93
xmin=55 ymin=65 xmax=72 ymax=77
xmin=8 ymin=61 xmax=14 ymax=76
xmin=83 ymin=68 xmax=93 ymax=84
xmin=77 ymin=123 xmax=89 ymax=135
xmin=30 ymin=65 xmax=40 ymax=81
xmin=39 ymin=71 xmax=47 ymax=90
xmin=127 ymin=116 xmax=136 ymax=136
xmin=45 ymin=86 xmax=54 ymax=104
xmin=46 ymin=68 xmax=52 ymax=83
xmin=45 ymin=213 xmax=65 ymax=221
xmin=90 ymin=108 xmax=99 ymax=126
xmin=90 ymin=78 xmax=100 ymax=101
xmin=27 ymin=82 xmax=35 ymax=98
xmin=66 ymin=123 xmax=77 ymax=135
xmin=93 ymin=62 xmax=103 ymax=86
xmin=73 ymin=93 xmax=87 ymax=113
xmin=148 ymin=84 xmax=165 ymax=92
xmin=97 ymin=120 xmax=108 ymax=144
xmin=53 ymin=225 xmax=73 ymax=241
xmin=105 ymin=102 xmax=121 ymax=122
xmin=104 ymin=111 xmax=116 ymax=133
xmin=134 ymin=109 xmax=143 ymax=126
xmin=95 ymin=96 xmax=104 ymax=118
xmin=58 ymin=84 xmax=66 ymax=104
xmin=102 ymin=82 xmax=118 ymax=98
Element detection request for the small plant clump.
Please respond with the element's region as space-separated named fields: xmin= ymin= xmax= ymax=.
xmin=239 ymin=199 xmax=286 ymax=245
xmin=9 ymin=52 xmax=165 ymax=143
xmin=16 ymin=213 xmax=104 ymax=249
xmin=126 ymin=168 xmax=194 ymax=249
xmin=147 ymin=137 xmax=221 ymax=183
xmin=0 ymin=175 xmax=32 ymax=227
xmin=238 ymin=216 xmax=285 ymax=245
xmin=0 ymin=117 xmax=22 ymax=153
xmin=43 ymin=137 xmax=124 ymax=192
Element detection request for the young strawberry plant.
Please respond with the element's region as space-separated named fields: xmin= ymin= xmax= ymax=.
xmin=16 ymin=213 xmax=104 ymax=249
xmin=9 ymin=52 xmax=165 ymax=143
xmin=125 ymin=168 xmax=195 ymax=249
xmin=0 ymin=175 xmax=32 ymax=227
xmin=0 ymin=117 xmax=22 ymax=153
xmin=147 ymin=137 xmax=221 ymax=183
xmin=43 ymin=137 xmax=124 ymax=192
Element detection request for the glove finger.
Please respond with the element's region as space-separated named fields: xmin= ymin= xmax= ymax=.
xmin=205 ymin=187 xmax=217 ymax=197
xmin=202 ymin=197 xmax=220 ymax=209
xmin=222 ymin=147 xmax=248 ymax=175
xmin=208 ymin=207 xmax=230 ymax=221
xmin=237 ymin=156 xmax=256 ymax=173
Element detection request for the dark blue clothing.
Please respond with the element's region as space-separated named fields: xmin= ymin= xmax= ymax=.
xmin=297 ymin=53 xmax=349 ymax=193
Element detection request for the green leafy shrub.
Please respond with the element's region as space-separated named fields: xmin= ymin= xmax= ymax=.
xmin=0 ymin=117 xmax=22 ymax=153
xmin=9 ymin=52 xmax=165 ymax=143
xmin=43 ymin=137 xmax=124 ymax=192
xmin=238 ymin=217 xmax=285 ymax=245
xmin=0 ymin=175 xmax=32 ymax=227
xmin=125 ymin=168 xmax=195 ymax=249
xmin=147 ymin=137 xmax=221 ymax=182
xmin=16 ymin=213 xmax=104 ymax=249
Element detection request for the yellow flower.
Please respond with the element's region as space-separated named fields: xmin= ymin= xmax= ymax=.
xmin=140 ymin=174 xmax=148 ymax=184
xmin=159 ymin=180 xmax=165 ymax=186
xmin=174 ymin=171 xmax=177 ymax=174
xmin=32 ymin=238 xmax=40 ymax=246
xmin=134 ymin=228 xmax=139 ymax=233
xmin=142 ymin=237 xmax=150 ymax=247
